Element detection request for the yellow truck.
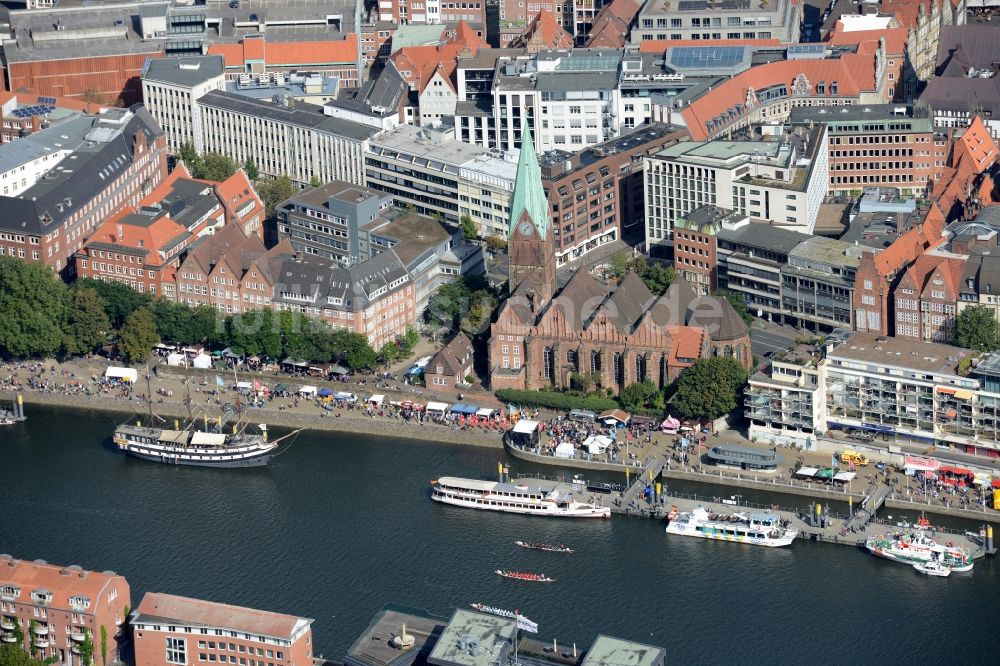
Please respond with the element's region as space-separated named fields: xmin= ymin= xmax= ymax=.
xmin=839 ymin=450 xmax=870 ymax=466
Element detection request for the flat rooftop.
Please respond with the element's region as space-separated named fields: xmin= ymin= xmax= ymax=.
xmin=364 ymin=211 xmax=454 ymax=266
xmin=581 ymin=635 xmax=665 ymax=666
xmin=198 ymin=91 xmax=377 ymax=141
xmin=370 ymin=125 xmax=488 ymax=168
xmin=828 ymin=332 xmax=975 ymax=376
xmin=344 ymin=606 xmax=446 ymax=666
xmin=788 ymin=235 xmax=871 ymax=267
xmin=427 ymin=609 xmax=516 ymax=666
xmin=0 ymin=114 xmax=93 ymax=174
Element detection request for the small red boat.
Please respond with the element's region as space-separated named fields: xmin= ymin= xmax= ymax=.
xmin=495 ymin=569 xmax=555 ymax=582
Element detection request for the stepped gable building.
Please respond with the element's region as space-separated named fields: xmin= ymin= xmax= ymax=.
xmin=490 ymin=134 xmax=749 ymax=391
xmin=509 ymin=11 xmax=575 ymax=53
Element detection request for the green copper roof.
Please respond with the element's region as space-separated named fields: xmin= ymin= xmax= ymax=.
xmin=507 ymin=129 xmax=549 ymax=240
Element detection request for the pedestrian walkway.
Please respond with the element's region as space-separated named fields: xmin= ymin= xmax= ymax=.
xmin=846 ymin=483 xmax=891 ymax=532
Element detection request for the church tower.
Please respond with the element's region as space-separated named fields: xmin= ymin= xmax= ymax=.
xmin=507 ymin=128 xmax=555 ymax=302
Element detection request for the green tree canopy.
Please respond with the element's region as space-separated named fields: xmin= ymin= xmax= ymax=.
xmin=0 ymin=643 xmax=52 ymax=666
xmin=485 ymin=235 xmax=507 ymax=253
xmin=257 ymin=175 xmax=298 ymax=217
xmin=0 ymin=257 xmax=68 ymax=359
xmin=672 ymin=356 xmax=749 ymax=420
xmin=79 ymin=278 xmax=152 ymax=329
xmin=178 ymin=142 xmax=202 ymax=175
xmin=608 ymin=252 xmax=674 ymax=294
xmin=196 ymin=153 xmax=238 ymax=181
xmin=63 ymin=285 xmax=110 ymax=356
xmin=619 ymin=380 xmax=658 ymax=413
xmin=118 ymin=308 xmax=160 ymax=362
xmin=460 ymin=215 xmax=479 ymax=240
xmin=309 ymin=175 xmax=323 ymax=188
xmin=714 ymin=289 xmax=753 ymax=326
xmin=243 ymin=159 xmax=260 ymax=182
xmin=956 ymin=305 xmax=1000 ymax=352
xmin=226 ymin=309 xmax=282 ymax=358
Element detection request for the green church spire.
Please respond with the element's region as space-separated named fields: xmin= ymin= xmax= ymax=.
xmin=507 ymin=128 xmax=549 ymax=241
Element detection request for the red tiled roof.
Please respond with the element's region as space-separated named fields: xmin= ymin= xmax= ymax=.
xmin=667 ymin=325 xmax=704 ymax=363
xmin=206 ymin=169 xmax=260 ymax=220
xmin=208 ymin=35 xmax=358 ymax=68
xmin=586 ymin=0 xmax=640 ymax=48
xmin=0 ymin=90 xmax=102 ymax=115
xmin=0 ymin=554 xmax=124 ymax=614
xmin=680 ymin=44 xmax=883 ymax=140
xmin=511 ymin=10 xmax=574 ymax=51
xmin=956 ymin=116 xmax=998 ymax=176
xmin=136 ymin=592 xmax=310 ymax=639
xmin=826 ymin=26 xmax=907 ymax=55
xmin=88 ymin=213 xmax=189 ymax=264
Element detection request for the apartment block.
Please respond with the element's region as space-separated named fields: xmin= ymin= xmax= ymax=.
xmin=0 ymin=105 xmax=168 ymax=276
xmin=141 ymin=55 xmax=227 ymax=154
xmin=745 ymin=343 xmax=825 ymax=448
xmin=789 ymin=105 xmax=943 ymax=197
xmin=631 ymin=0 xmax=800 ymax=44
xmin=364 ymin=124 xmax=516 ymax=235
xmin=716 ymin=222 xmax=809 ymax=321
xmin=194 ymin=91 xmax=377 ymax=186
xmin=644 ymin=124 xmax=828 ymax=254
xmin=377 ymin=0 xmax=486 ymax=25
xmin=540 ymin=123 xmax=688 ymax=264
xmin=0 ymin=554 xmax=130 ymax=666
xmin=894 ymin=253 xmax=965 ymax=342
xmin=491 ymin=49 xmax=623 ymax=153
xmin=132 ymin=592 xmax=313 ymax=666
xmin=672 ymin=205 xmax=748 ymax=296
xmin=780 ymin=236 xmax=872 ymax=331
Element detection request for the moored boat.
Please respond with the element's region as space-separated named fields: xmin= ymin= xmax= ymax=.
xmin=865 ymin=528 xmax=973 ymax=572
xmin=469 ymin=603 xmax=535 ymax=625
xmin=514 ymin=540 xmax=574 ymax=553
xmin=913 ymin=560 xmax=951 ymax=577
xmin=113 ymin=423 xmax=283 ymax=467
xmin=665 ymin=506 xmax=797 ymax=547
xmin=495 ymin=570 xmax=555 ymax=582
xmin=431 ymin=476 xmax=610 ymax=518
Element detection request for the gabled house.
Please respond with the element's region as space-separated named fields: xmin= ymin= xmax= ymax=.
xmin=509 ymin=11 xmax=574 ymax=53
xmin=425 ymin=332 xmax=475 ymax=388
xmin=894 ymin=253 xmax=966 ymax=342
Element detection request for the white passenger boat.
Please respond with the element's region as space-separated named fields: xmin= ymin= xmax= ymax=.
xmin=913 ymin=560 xmax=951 ymax=577
xmin=865 ymin=528 xmax=973 ymax=572
xmin=431 ymin=477 xmax=610 ymax=518
xmin=665 ymin=506 xmax=797 ymax=547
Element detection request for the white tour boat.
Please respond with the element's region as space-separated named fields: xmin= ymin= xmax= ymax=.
xmin=913 ymin=560 xmax=951 ymax=577
xmin=665 ymin=506 xmax=797 ymax=547
xmin=431 ymin=477 xmax=610 ymax=518
xmin=865 ymin=528 xmax=973 ymax=572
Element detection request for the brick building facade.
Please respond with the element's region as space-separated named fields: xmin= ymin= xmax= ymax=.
xmin=894 ymin=254 xmax=964 ymax=342
xmin=132 ymin=592 xmax=313 ymax=666
xmin=0 ymin=554 xmax=130 ymax=666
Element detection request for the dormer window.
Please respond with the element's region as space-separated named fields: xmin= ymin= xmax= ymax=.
xmin=0 ymin=585 xmax=20 ymax=601
xmin=31 ymin=589 xmax=53 ymax=605
xmin=69 ymin=595 xmax=91 ymax=611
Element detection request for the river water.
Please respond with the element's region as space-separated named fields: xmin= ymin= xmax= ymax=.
xmin=3 ymin=406 xmax=997 ymax=665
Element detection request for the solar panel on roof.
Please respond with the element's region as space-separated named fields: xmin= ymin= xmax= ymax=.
xmin=669 ymin=46 xmax=746 ymax=69
xmin=38 ymin=97 xmax=56 ymax=104
xmin=677 ymin=0 xmax=708 ymax=9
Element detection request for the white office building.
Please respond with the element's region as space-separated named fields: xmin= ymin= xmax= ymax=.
xmin=141 ymin=55 xmax=226 ymax=154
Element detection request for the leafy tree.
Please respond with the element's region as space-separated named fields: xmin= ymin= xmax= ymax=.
xmin=485 ymin=235 xmax=508 ymax=253
xmin=714 ymin=289 xmax=753 ymax=326
xmin=100 ymin=626 xmax=107 ymax=666
xmin=495 ymin=388 xmax=619 ymax=412
xmin=178 ymin=142 xmax=202 ymax=175
xmin=672 ymin=356 xmax=748 ymax=420
xmin=332 ymin=330 xmax=377 ymax=370
xmin=309 ymin=175 xmax=323 ymax=188
xmin=198 ymin=153 xmax=238 ymax=181
xmin=188 ymin=305 xmax=224 ymax=346
xmin=80 ymin=88 xmax=105 ymax=105
xmin=609 ymin=250 xmax=631 ymax=279
xmin=257 ymin=175 xmax=298 ymax=217
xmin=956 ymin=305 xmax=1000 ymax=351
xmin=460 ymin=290 xmax=497 ymax=337
xmin=399 ymin=326 xmax=420 ymax=357
xmin=378 ymin=341 xmax=400 ymax=365
xmin=0 ymin=257 xmax=67 ymax=359
xmin=62 ymin=285 xmax=110 ymax=356
xmin=0 ymin=643 xmax=50 ymax=666
xmin=243 ymin=159 xmax=260 ymax=182
xmin=79 ymin=278 xmax=152 ymax=329
xmin=459 ymin=214 xmax=479 ymax=240
xmin=631 ymin=256 xmax=675 ymax=294
xmin=78 ymin=629 xmax=93 ymax=666
xmin=619 ymin=380 xmax=657 ymax=412
xmin=118 ymin=308 xmax=160 ymax=362
xmin=227 ymin=309 xmax=282 ymax=358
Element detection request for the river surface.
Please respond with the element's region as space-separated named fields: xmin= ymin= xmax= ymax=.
xmin=3 ymin=406 xmax=997 ymax=665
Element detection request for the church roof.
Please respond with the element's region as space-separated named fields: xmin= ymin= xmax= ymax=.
xmin=605 ymin=272 xmax=656 ymax=333
xmin=687 ymin=295 xmax=748 ymax=341
xmin=507 ymin=129 xmax=549 ymax=241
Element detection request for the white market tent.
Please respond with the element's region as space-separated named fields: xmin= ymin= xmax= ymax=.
xmin=426 ymin=401 xmax=449 ymax=414
xmin=794 ymin=466 xmax=819 ymax=478
xmin=512 ymin=419 xmax=539 ymax=434
xmin=476 ymin=407 xmax=495 ymax=418
xmin=105 ymin=367 xmax=138 ymax=383
xmin=191 ymin=353 xmax=212 ymax=369
xmin=298 ymin=385 xmax=318 ymax=396
xmin=166 ymin=352 xmax=186 ymax=366
xmin=583 ymin=435 xmax=613 ymax=455
xmin=554 ymin=441 xmax=575 ymax=459
xmin=368 ymin=394 xmax=385 ymax=406
xmin=832 ymin=471 xmax=857 ymax=482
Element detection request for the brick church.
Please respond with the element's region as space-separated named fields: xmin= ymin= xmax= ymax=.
xmin=488 ymin=130 xmax=752 ymax=394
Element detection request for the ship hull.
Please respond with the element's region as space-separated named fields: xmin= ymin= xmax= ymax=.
xmin=121 ymin=448 xmax=274 ymax=468
xmin=665 ymin=523 xmax=796 ymax=547
xmin=431 ymin=493 xmax=610 ymax=518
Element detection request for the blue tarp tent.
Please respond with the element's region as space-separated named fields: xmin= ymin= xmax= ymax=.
xmin=317 ymin=388 xmax=335 ymax=397
xmin=450 ymin=403 xmax=478 ymax=415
